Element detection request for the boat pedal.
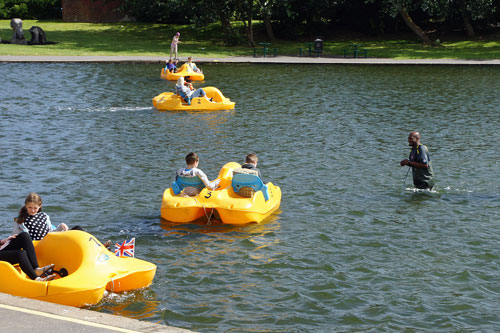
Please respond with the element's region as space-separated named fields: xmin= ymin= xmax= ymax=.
xmin=45 ymin=267 xmax=69 ymax=278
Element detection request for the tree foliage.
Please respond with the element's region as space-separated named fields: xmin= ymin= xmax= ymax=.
xmin=118 ymin=0 xmax=500 ymax=44
xmin=0 ymin=0 xmax=61 ymax=19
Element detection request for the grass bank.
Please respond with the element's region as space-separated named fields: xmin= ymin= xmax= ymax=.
xmin=1 ymin=20 xmax=500 ymax=59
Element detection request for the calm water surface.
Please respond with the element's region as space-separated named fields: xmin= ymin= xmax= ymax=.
xmin=1 ymin=63 xmax=499 ymax=332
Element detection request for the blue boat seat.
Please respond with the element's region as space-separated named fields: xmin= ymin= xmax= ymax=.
xmin=172 ymin=176 xmax=205 ymax=195
xmin=232 ymin=173 xmax=269 ymax=201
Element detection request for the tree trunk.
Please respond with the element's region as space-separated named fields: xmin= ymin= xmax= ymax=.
xmin=246 ymin=0 xmax=255 ymax=47
xmin=220 ymin=17 xmax=233 ymax=46
xmin=258 ymin=0 xmax=275 ymax=41
xmin=457 ymin=0 xmax=475 ymax=37
xmin=237 ymin=0 xmax=255 ymax=47
xmin=216 ymin=0 xmax=235 ymax=46
xmin=400 ymin=8 xmax=433 ymax=45
xmin=219 ymin=13 xmax=234 ymax=46
xmin=264 ymin=15 xmax=275 ymax=41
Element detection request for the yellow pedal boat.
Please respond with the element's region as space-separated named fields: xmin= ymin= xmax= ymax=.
xmin=0 ymin=231 xmax=156 ymax=307
xmin=161 ymin=64 xmax=205 ymax=81
xmin=152 ymin=86 xmax=235 ymax=111
xmin=161 ymin=162 xmax=281 ymax=225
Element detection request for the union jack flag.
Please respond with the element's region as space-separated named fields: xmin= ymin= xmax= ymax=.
xmin=114 ymin=238 xmax=135 ymax=257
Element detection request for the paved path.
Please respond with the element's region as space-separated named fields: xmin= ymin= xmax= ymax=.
xmin=0 ymin=292 xmax=192 ymax=333
xmin=1 ymin=55 xmax=500 ymax=65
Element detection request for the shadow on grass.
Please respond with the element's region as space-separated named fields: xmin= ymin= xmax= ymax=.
xmin=0 ymin=20 xmax=252 ymax=56
xmin=1 ymin=20 xmax=500 ymax=59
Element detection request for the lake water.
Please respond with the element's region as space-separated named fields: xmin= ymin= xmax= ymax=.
xmin=1 ymin=62 xmax=499 ymax=332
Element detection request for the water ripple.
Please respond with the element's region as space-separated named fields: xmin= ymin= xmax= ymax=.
xmin=1 ymin=63 xmax=500 ymax=331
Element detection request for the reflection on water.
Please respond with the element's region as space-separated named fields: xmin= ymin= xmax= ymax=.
xmin=159 ymin=215 xmax=282 ymax=256
xmin=159 ymin=211 xmax=282 ymax=234
xmin=1 ymin=63 xmax=500 ymax=331
xmin=88 ymin=289 xmax=161 ymax=320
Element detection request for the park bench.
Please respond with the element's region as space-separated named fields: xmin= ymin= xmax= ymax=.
xmin=253 ymin=42 xmax=278 ymax=57
xmin=299 ymin=38 xmax=324 ymax=57
xmin=343 ymin=44 xmax=367 ymax=58
xmin=299 ymin=42 xmax=313 ymax=57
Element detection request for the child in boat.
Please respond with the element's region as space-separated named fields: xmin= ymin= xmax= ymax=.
xmin=13 ymin=193 xmax=112 ymax=248
xmin=165 ymin=59 xmax=175 ymax=72
xmin=175 ymin=77 xmax=213 ymax=104
xmin=176 ymin=152 xmax=220 ymax=196
xmin=13 ymin=192 xmax=83 ymax=241
xmin=241 ymin=153 xmax=262 ymax=178
xmin=0 ymin=232 xmax=56 ymax=281
xmin=170 ymin=32 xmax=180 ymax=60
xmin=184 ymin=76 xmax=194 ymax=91
xmin=185 ymin=56 xmax=202 ymax=73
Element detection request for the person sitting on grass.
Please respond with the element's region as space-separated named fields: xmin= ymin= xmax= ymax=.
xmin=176 ymin=152 xmax=220 ymax=196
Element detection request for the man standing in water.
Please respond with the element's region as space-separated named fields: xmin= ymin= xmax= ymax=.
xmin=400 ymin=131 xmax=435 ymax=190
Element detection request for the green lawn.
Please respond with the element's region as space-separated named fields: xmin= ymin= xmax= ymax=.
xmin=1 ymin=20 xmax=500 ymax=59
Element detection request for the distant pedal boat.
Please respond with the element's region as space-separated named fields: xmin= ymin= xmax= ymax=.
xmin=161 ymin=64 xmax=205 ymax=81
xmin=152 ymin=86 xmax=235 ymax=111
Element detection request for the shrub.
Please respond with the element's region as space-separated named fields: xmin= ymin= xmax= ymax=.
xmin=0 ymin=0 xmax=61 ymax=19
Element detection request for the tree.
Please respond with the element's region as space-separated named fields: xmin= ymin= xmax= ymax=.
xmin=366 ymin=0 xmax=434 ymax=45
xmin=0 ymin=0 xmax=61 ymax=19
xmin=112 ymin=0 xmax=500 ymax=43
xmin=400 ymin=6 xmax=433 ymax=45
xmin=457 ymin=0 xmax=475 ymax=36
xmin=235 ymin=0 xmax=255 ymax=47
xmin=454 ymin=0 xmax=495 ymax=37
xmin=270 ymin=0 xmax=345 ymax=39
xmin=258 ymin=0 xmax=275 ymax=41
xmin=212 ymin=0 xmax=239 ymax=46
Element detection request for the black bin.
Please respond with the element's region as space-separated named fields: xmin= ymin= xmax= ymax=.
xmin=314 ymin=37 xmax=323 ymax=51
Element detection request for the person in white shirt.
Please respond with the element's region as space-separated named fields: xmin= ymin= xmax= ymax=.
xmin=175 ymin=77 xmax=213 ymax=104
xmin=185 ymin=56 xmax=202 ymax=73
xmin=176 ymin=152 xmax=220 ymax=196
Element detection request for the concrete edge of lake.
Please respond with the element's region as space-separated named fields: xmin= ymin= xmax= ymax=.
xmin=1 ymin=55 xmax=500 ymax=65
xmin=0 ymin=292 xmax=193 ymax=333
